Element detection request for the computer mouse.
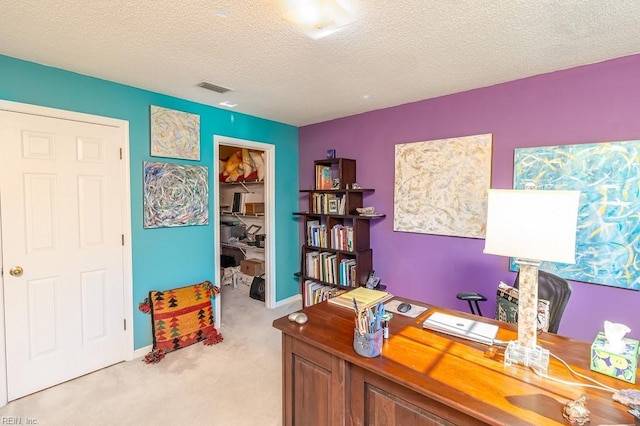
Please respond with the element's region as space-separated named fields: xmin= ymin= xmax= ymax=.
xmin=397 ymin=302 xmax=411 ymax=313
xmin=288 ymin=312 xmax=308 ymax=324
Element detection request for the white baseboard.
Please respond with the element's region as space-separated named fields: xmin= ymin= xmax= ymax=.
xmin=131 ymin=345 xmax=152 ymax=360
xmin=273 ymin=293 xmax=301 ymax=308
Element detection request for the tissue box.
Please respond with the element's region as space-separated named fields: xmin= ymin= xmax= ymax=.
xmin=590 ymin=332 xmax=639 ymax=384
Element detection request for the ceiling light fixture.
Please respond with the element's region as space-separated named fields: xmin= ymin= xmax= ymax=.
xmin=219 ymin=101 xmax=237 ymax=108
xmin=282 ymin=0 xmax=355 ymax=40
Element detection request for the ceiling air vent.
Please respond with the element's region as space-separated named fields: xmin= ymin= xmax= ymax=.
xmin=197 ymin=81 xmax=231 ymax=94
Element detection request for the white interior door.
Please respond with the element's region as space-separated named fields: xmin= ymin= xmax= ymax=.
xmin=0 ymin=109 xmax=126 ymax=400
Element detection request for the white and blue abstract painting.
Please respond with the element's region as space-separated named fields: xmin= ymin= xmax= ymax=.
xmin=143 ymin=161 xmax=209 ymax=228
xmin=513 ymin=140 xmax=640 ymax=290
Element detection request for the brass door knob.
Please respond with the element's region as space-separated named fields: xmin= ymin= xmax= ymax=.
xmin=9 ymin=266 xmax=23 ymax=277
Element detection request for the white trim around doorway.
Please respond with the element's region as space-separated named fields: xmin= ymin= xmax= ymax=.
xmin=213 ymin=135 xmax=276 ymax=328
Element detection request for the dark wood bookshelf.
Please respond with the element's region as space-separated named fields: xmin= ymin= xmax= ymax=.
xmin=296 ymin=158 xmax=384 ymax=307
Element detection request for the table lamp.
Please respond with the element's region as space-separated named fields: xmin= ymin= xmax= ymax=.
xmin=483 ymin=188 xmax=580 ymax=374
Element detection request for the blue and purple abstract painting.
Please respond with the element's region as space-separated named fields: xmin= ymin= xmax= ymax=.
xmin=513 ymin=141 xmax=640 ymax=290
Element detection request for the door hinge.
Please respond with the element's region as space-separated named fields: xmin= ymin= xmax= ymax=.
xmin=120 ymin=148 xmax=123 ymax=159
xmin=122 ymin=234 xmax=125 ymax=246
xmin=124 ymin=319 xmax=127 ymax=331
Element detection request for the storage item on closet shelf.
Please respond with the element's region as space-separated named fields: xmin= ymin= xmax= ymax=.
xmin=220 ymin=224 xmax=246 ymax=243
xmin=241 ymin=259 xmax=265 ymax=276
xmin=221 ymin=266 xmax=241 ymax=287
xmin=245 ymin=202 xmax=265 ymax=214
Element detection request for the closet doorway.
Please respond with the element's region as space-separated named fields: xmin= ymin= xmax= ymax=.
xmin=213 ymin=136 xmax=275 ymax=326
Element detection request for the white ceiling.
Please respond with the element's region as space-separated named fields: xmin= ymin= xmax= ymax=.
xmin=1 ymin=1 xmax=640 ymax=127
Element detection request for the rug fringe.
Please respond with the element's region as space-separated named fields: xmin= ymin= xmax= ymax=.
xmin=203 ymin=328 xmax=224 ymax=345
xmin=143 ymin=349 xmax=166 ymax=364
xmin=138 ymin=297 xmax=151 ymax=314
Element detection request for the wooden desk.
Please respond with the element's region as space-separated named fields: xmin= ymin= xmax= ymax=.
xmin=273 ymin=299 xmax=639 ymax=425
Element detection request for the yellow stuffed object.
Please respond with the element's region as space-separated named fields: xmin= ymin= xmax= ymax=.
xmin=249 ymin=150 xmax=265 ymax=181
xmin=222 ymin=150 xmax=259 ymax=182
xmin=222 ymin=151 xmax=244 ymax=182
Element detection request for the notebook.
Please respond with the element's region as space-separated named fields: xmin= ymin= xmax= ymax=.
xmin=327 ymin=286 xmax=393 ymax=311
xmin=422 ymin=312 xmax=499 ymax=345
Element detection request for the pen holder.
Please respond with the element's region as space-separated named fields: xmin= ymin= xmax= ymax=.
xmin=353 ymin=328 xmax=383 ymax=358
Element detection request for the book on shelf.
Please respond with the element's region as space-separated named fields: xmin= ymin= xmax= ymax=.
xmin=327 ymin=286 xmax=393 ymax=311
xmin=315 ymin=165 xmax=332 ymax=190
xmin=338 ymin=195 xmax=346 ymax=214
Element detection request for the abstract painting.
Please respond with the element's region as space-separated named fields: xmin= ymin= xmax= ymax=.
xmin=514 ymin=140 xmax=640 ymax=290
xmin=394 ymin=134 xmax=493 ymax=238
xmin=150 ymin=105 xmax=200 ymax=160
xmin=143 ymin=161 xmax=208 ymax=228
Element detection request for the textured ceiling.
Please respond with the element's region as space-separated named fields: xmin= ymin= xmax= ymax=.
xmin=1 ymin=1 xmax=640 ymax=126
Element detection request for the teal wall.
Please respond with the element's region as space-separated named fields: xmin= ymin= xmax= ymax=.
xmin=0 ymin=55 xmax=300 ymax=349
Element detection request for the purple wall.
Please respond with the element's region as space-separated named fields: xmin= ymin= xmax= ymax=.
xmin=299 ymin=54 xmax=640 ymax=342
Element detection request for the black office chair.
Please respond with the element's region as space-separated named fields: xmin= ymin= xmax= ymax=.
xmin=456 ymin=270 xmax=572 ymax=334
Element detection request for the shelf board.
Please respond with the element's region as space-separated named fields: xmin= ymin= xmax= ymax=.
xmin=295 ymin=273 xmax=360 ymax=289
xmin=221 ymin=211 xmax=265 ymax=217
xmin=299 ymin=188 xmax=375 ymax=193
xmin=222 ymin=241 xmax=264 ymax=252
xmin=301 ymin=245 xmax=372 ymax=255
xmin=293 ymin=212 xmax=386 ymax=220
xmin=219 ymin=179 xmax=263 ymax=185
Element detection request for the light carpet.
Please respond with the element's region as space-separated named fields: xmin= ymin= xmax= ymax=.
xmin=0 ymin=283 xmax=301 ymax=425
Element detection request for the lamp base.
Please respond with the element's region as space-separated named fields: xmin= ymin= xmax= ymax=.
xmin=504 ymin=340 xmax=549 ymax=375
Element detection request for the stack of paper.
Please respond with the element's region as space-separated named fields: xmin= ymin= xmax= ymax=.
xmin=328 ymin=286 xmax=393 ymax=311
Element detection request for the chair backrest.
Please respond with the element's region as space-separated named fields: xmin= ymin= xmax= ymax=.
xmin=513 ymin=269 xmax=572 ymax=334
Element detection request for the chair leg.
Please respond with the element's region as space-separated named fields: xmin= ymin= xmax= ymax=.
xmin=473 ymin=301 xmax=483 ymax=317
xmin=466 ymin=301 xmax=477 ymax=316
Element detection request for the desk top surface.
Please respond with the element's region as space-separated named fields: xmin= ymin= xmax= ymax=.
xmin=273 ymin=298 xmax=639 ymax=426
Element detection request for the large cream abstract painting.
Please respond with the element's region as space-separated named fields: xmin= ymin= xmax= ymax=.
xmin=394 ymin=134 xmax=493 ymax=238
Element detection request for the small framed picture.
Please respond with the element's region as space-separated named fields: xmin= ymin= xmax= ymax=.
xmin=328 ymin=199 xmax=339 ymax=214
xmin=331 ymin=178 xmax=340 ymax=189
xmin=326 ymin=149 xmax=336 ymax=159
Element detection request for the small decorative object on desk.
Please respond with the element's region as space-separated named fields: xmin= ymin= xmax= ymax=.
xmin=562 ymin=394 xmax=590 ymax=426
xmin=612 ymin=389 xmax=640 ymax=407
xmin=381 ymin=312 xmax=393 ymax=339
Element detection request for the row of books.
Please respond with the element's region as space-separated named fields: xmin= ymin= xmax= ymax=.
xmin=303 ymin=280 xmax=342 ymax=306
xmin=306 ymin=221 xmax=328 ymax=247
xmin=311 ymin=193 xmax=346 ymax=215
xmin=331 ymin=224 xmax=354 ymax=251
xmin=306 ymin=222 xmax=354 ymax=251
xmin=339 ymin=258 xmax=357 ymax=287
xmin=305 ymin=251 xmax=357 ymax=286
xmin=305 ymin=251 xmax=337 ymax=283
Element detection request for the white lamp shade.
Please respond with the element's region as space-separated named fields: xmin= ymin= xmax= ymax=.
xmin=483 ymin=189 xmax=580 ymax=264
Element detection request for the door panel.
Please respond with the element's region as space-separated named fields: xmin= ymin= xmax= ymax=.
xmin=0 ymin=110 xmax=126 ymax=400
